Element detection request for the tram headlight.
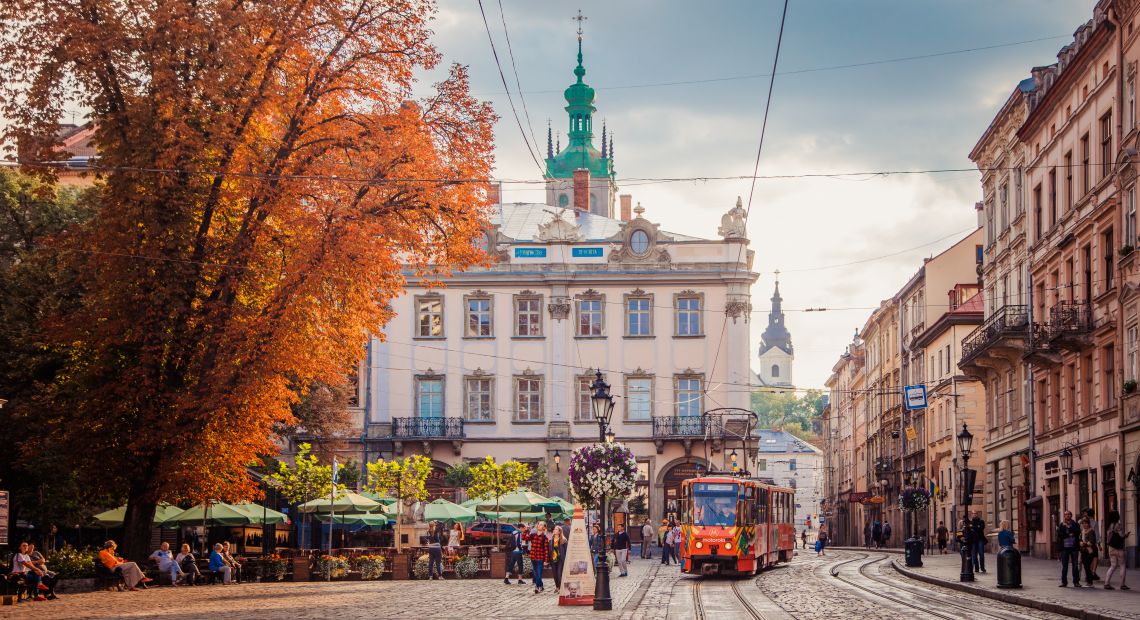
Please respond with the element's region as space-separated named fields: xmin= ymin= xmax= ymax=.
xmin=695 ymin=541 xmax=703 ymax=549
xmin=724 ymin=542 xmax=732 ymax=550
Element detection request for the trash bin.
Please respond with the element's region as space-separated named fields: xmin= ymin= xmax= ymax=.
xmin=996 ymin=546 xmax=1022 ymax=589
xmin=904 ymin=536 xmax=923 ymax=567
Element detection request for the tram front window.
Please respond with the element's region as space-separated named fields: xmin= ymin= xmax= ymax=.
xmin=691 ymin=483 xmax=738 ymax=526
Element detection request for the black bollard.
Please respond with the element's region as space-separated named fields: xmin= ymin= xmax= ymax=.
xmin=905 ymin=536 xmax=923 ymax=567
xmin=960 ymin=543 xmax=975 ymax=582
xmin=996 ymin=546 xmax=1022 ymax=589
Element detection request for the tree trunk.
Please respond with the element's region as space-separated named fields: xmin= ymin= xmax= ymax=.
xmin=121 ymin=490 xmax=158 ymax=562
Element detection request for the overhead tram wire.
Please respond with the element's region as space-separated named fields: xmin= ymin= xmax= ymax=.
xmin=495 ymin=0 xmax=543 ymax=162
xmin=707 ymin=0 xmax=790 ymax=392
xmin=476 ymin=0 xmax=545 ymax=176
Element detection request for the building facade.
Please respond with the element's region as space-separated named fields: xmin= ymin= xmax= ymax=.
xmin=755 ymin=430 xmax=823 ymax=529
xmin=756 ymin=279 xmax=795 ymax=390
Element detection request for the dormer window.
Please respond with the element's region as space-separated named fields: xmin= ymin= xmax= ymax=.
xmin=629 ymin=229 xmax=651 ymax=255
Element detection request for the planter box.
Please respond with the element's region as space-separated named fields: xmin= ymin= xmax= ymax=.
xmin=291 ymin=558 xmax=311 ymax=582
xmin=392 ymin=553 xmax=410 ymax=581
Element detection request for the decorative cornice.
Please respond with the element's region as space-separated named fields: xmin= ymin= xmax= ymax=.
xmin=468 ymin=289 xmax=490 ymax=297
xmin=630 ymin=287 xmax=647 ymax=296
xmin=576 ymin=288 xmax=601 ymax=298
xmin=548 ymin=296 xmax=571 ymax=320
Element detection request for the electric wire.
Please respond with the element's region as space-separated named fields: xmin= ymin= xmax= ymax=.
xmin=495 ymin=0 xmax=543 ymax=163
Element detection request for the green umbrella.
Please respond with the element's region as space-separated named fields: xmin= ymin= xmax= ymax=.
xmin=477 ymin=510 xmax=547 ymax=522
xmin=359 ymin=491 xmax=398 ymax=506
xmin=163 ymin=502 xmax=258 ymax=527
xmin=423 ymin=499 xmax=477 ymax=524
xmin=548 ymin=496 xmax=574 ymax=515
xmin=478 ymin=489 xmax=559 ymax=513
xmin=314 ymin=512 xmax=392 ymax=527
xmin=231 ymin=502 xmax=290 ymax=525
xmin=460 ymin=498 xmax=482 ymax=509
xmin=91 ymin=502 xmax=184 ymax=527
xmin=297 ymin=491 xmax=381 ymax=514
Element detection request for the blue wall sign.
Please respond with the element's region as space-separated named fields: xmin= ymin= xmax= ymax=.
xmin=514 ymin=247 xmax=547 ymax=258
xmin=903 ymin=384 xmax=928 ymax=410
xmin=571 ymin=247 xmax=604 ymax=258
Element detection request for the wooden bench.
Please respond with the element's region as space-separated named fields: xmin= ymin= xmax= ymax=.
xmin=94 ymin=562 xmax=125 ymax=591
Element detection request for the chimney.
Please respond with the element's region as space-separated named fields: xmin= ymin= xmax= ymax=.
xmin=620 ymin=194 xmax=632 ymax=221
xmin=573 ymin=168 xmax=590 ymax=215
xmin=487 ymin=182 xmax=501 ymax=205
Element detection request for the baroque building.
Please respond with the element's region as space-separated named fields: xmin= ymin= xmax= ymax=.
xmin=756 ymin=277 xmax=795 ymax=390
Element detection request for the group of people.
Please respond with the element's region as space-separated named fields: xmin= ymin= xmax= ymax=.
xmin=1056 ymin=508 xmax=1130 ymax=590
xmin=422 ymin=521 xmax=466 ymax=580
xmin=951 ymin=511 xmax=991 ymax=573
xmin=98 ymin=539 xmax=245 ymax=591
xmin=655 ymin=519 xmax=683 ymax=565
xmin=799 ymin=527 xmax=829 ymax=556
xmin=8 ymin=541 xmax=59 ymax=602
xmin=862 ymin=519 xmax=893 ymax=549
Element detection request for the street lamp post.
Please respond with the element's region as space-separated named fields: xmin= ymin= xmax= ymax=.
xmin=956 ymin=423 xmax=975 ymax=583
xmin=590 ymin=369 xmax=615 ymax=612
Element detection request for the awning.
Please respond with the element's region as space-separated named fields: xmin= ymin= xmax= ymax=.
xmin=1025 ymin=495 xmax=1043 ymax=506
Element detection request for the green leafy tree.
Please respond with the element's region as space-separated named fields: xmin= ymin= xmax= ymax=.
xmin=751 ymin=389 xmax=824 ymax=438
xmin=268 ymin=443 xmax=342 ymax=548
xmin=525 ymin=462 xmax=550 ymax=496
xmin=365 ymin=455 xmax=431 ymax=541
xmin=444 ymin=461 xmax=473 ymax=490
xmin=467 ymin=456 xmax=530 ymax=517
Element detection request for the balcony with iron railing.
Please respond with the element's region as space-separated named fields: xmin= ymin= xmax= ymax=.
xmin=960 ymin=305 xmax=1029 ymax=366
xmin=391 ymin=417 xmax=465 ymax=439
xmin=1046 ymin=301 xmax=1092 ymax=348
xmin=651 ymin=416 xmax=722 ymax=438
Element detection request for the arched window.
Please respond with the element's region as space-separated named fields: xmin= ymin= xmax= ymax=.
xmin=771 ymin=364 xmax=780 ymax=378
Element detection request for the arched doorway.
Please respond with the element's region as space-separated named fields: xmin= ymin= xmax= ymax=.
xmin=425 ymin=463 xmax=458 ymax=501
xmin=659 ymin=460 xmax=709 ymax=524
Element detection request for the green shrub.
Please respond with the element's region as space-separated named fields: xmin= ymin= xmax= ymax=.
xmin=47 ymin=547 xmax=99 ymax=579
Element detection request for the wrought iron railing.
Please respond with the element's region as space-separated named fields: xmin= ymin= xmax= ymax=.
xmin=961 ymin=305 xmax=1029 ymax=361
xmin=391 ymin=417 xmax=465 ymax=439
xmin=652 ymin=416 xmax=722 ymax=438
xmin=1046 ymin=301 xmax=1092 ymax=340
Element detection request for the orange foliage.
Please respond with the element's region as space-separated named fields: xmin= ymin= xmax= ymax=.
xmin=0 ymin=0 xmax=495 ymax=529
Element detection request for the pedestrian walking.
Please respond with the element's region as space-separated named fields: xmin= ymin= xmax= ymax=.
xmin=551 ymin=525 xmax=567 ymax=590
xmin=817 ymin=528 xmax=829 ymax=557
xmin=882 ymin=521 xmax=892 ymax=548
xmin=871 ymin=520 xmax=882 ymax=549
xmin=590 ymin=523 xmax=604 ymax=567
xmin=1057 ymin=510 xmax=1081 ymax=587
xmin=671 ymin=523 xmax=682 ymax=566
xmin=425 ymin=521 xmax=445 ymax=580
xmin=662 ymin=524 xmax=675 ymax=565
xmin=970 ymin=511 xmax=986 ymax=573
xmin=613 ymin=524 xmax=630 ymax=577
xmin=864 ymin=520 xmax=872 ymax=548
xmin=504 ymin=525 xmax=525 ymax=585
xmin=529 ymin=522 xmax=550 ymax=594
xmin=1079 ymin=518 xmax=1099 ymax=586
xmin=1104 ymin=510 xmax=1130 ymax=590
xmin=801 ymin=529 xmax=808 ymax=549
xmin=1084 ymin=508 xmax=1101 ymax=581
xmin=641 ymin=521 xmax=654 ymax=559
xmin=936 ymin=521 xmax=949 ymax=554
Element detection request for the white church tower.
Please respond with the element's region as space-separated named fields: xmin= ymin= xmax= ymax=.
xmin=757 ymin=275 xmax=794 ymax=390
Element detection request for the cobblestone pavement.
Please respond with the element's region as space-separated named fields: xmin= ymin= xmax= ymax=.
xmin=0 ymin=558 xmax=682 ymax=620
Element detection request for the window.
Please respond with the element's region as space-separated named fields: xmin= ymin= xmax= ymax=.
xmin=675 ymin=295 xmax=703 ymax=336
xmin=1064 ymin=151 xmax=1073 ymax=211
xmin=999 ymin=182 xmax=1009 ymax=230
xmin=465 ymin=376 xmax=494 ymax=422
xmin=1049 ymin=168 xmax=1057 ymax=226
xmin=558 ymin=194 xmax=569 ymax=208
xmin=1129 ymin=325 xmax=1138 ymax=383
xmin=1034 ymin=184 xmax=1043 ymax=240
xmin=772 ymin=364 xmax=781 ymax=378
xmin=625 ymin=376 xmax=653 ymax=420
xmin=415 ymin=377 xmax=444 ymax=418
xmin=985 ymin=202 xmax=995 ymax=246
xmin=1105 ymin=344 xmax=1116 ymax=409
xmin=789 ymin=459 xmax=797 ymax=471
xmin=577 ymin=296 xmax=604 ymax=336
xmin=1128 ymin=186 xmax=1137 ymax=247
xmin=629 ymin=229 xmax=651 ymax=255
xmin=1081 ymin=133 xmax=1090 ymax=194
xmin=1130 ymin=78 xmax=1136 ymax=129
xmin=515 ymin=375 xmax=543 ymax=421
xmin=465 ymin=296 xmax=493 ymax=337
xmin=1102 ymin=111 xmax=1113 ymax=179
xmin=1104 ymin=228 xmax=1115 ymax=291
xmin=675 ymin=376 xmax=703 ymax=417
xmin=515 ymin=295 xmax=542 ymax=337
xmin=1015 ymin=166 xmax=1024 ymax=215
xmin=625 ymin=295 xmax=652 ymax=336
xmin=576 ymin=375 xmax=597 ymax=422
xmin=416 ymin=296 xmax=444 ymax=337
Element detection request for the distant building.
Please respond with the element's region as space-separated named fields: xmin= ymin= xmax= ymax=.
xmin=756 ymin=429 xmax=823 ymax=529
xmin=756 ymin=278 xmax=794 ymax=390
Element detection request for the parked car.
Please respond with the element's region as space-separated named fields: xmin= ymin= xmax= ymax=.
xmin=465 ymin=522 xmax=519 ymax=545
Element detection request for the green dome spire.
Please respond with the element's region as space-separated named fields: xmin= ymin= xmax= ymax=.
xmin=546 ymin=14 xmax=612 ymax=182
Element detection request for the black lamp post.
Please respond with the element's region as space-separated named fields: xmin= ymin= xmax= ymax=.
xmin=956 ymin=423 xmax=975 ymax=582
xmin=590 ymin=369 xmax=615 ymax=611
xmin=1059 ymin=445 xmax=1074 ymax=482
xmin=554 ymin=450 xmax=561 ymax=472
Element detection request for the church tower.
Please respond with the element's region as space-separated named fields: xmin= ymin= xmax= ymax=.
xmin=757 ymin=275 xmax=794 ymax=390
xmin=544 ymin=12 xmax=617 ymax=217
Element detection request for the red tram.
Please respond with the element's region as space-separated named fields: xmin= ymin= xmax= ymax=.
xmin=678 ymin=476 xmax=796 ymax=576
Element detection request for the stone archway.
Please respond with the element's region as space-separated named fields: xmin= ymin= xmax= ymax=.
xmin=655 ymin=458 xmax=710 ymax=525
xmin=425 ymin=459 xmax=458 ymax=502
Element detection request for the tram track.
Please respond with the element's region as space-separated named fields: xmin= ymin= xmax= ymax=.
xmin=688 ymin=575 xmax=784 ymax=620
xmin=826 ymin=553 xmax=1052 ymax=620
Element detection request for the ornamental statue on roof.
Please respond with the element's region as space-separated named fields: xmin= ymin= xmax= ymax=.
xmin=544 ymin=11 xmax=617 ymax=218
xmin=718 ymin=196 xmax=748 ymax=240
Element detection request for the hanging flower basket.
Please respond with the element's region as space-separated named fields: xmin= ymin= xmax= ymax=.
xmin=568 ymin=442 xmax=638 ymax=506
xmin=898 ymin=487 xmax=930 ymax=513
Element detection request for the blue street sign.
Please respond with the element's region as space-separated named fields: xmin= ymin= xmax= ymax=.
xmin=571 ymin=247 xmax=603 ymax=257
xmin=903 ymin=384 xmax=928 ymax=410
xmin=514 ymin=247 xmax=547 ymax=258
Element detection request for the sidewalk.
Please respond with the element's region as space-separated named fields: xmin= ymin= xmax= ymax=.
xmin=891 ymin=549 xmax=1140 ymax=620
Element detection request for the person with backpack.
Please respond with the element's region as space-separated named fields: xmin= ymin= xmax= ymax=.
xmin=871 ymin=520 xmax=882 ymax=549
xmin=882 ymin=521 xmax=892 ymax=548
xmin=1104 ymin=510 xmax=1130 ymax=590
xmin=503 ymin=525 xmax=525 ymax=585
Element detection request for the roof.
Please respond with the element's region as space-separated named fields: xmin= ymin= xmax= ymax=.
xmin=951 ymin=291 xmax=983 ymax=315
xmin=755 ymin=430 xmax=822 ymax=455
xmin=493 ymin=203 xmax=703 ymax=242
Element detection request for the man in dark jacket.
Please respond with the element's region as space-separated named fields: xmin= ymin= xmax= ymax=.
xmin=1058 ymin=511 xmax=1081 ymax=587
xmin=612 ymin=524 xmax=631 ymax=577
xmin=970 ymin=511 xmax=987 ymax=573
xmin=504 ymin=526 xmax=525 ymax=585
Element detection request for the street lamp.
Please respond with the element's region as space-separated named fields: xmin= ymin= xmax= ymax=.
xmin=1059 ymin=445 xmax=1074 ymax=481
xmin=729 ymin=449 xmax=739 ymax=472
xmin=553 ymin=450 xmax=561 ymax=472
xmin=589 ymin=369 xmax=616 ymax=611
xmin=956 ymin=423 xmax=975 ymax=582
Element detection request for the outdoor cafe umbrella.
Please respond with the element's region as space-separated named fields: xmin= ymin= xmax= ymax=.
xmin=359 ymin=491 xmax=398 ymax=506
xmin=162 ymin=502 xmax=260 ymax=527
xmin=423 ymin=499 xmax=477 ymax=524
xmin=231 ymin=502 xmax=289 ymax=525
xmin=477 ymin=489 xmax=559 ymax=513
xmin=91 ymin=502 xmax=184 ymax=527
xmin=476 ymin=510 xmax=547 ymax=522
xmin=297 ymin=491 xmax=381 ymax=514
xmin=548 ymin=496 xmax=574 ymax=515
xmin=314 ymin=512 xmax=392 ymax=527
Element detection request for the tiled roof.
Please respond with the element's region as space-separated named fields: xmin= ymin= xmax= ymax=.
xmin=493 ymin=202 xmax=703 ymax=242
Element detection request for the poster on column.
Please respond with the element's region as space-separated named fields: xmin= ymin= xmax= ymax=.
xmin=558 ymin=506 xmax=595 ymax=606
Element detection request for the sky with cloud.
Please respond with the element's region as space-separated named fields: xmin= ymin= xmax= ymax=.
xmin=418 ymin=0 xmax=1098 ymax=390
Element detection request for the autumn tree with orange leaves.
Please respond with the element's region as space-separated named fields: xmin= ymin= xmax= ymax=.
xmin=0 ymin=0 xmax=495 ymax=559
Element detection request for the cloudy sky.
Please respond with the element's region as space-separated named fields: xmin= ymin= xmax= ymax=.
xmin=417 ymin=0 xmax=1097 ymax=390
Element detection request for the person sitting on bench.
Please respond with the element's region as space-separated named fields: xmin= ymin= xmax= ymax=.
xmin=175 ymin=544 xmax=202 ymax=585
xmin=99 ymin=540 xmax=151 ymax=591
xmin=27 ymin=543 xmax=59 ymax=599
xmin=221 ymin=542 xmax=242 ymax=583
xmin=149 ymin=542 xmax=184 ymax=586
xmin=208 ymin=544 xmax=233 ymax=584
xmin=9 ymin=541 xmax=48 ymax=601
